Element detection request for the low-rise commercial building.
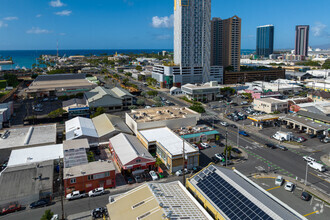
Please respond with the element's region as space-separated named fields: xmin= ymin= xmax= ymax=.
xmin=107 ymin=181 xmax=213 ymax=220
xmin=152 ymin=65 xmax=223 ymax=88
xmin=126 ymin=106 xmax=201 ymax=134
xmin=181 ymin=81 xmax=222 ymax=102
xmin=109 ymin=133 xmax=155 ymax=175
xmin=0 ymin=124 xmax=57 ymax=162
xmin=186 ymin=164 xmax=305 ymax=220
xmin=63 ymin=160 xmax=116 ymax=195
xmin=224 ymin=69 xmax=285 ymax=84
xmin=65 ymin=117 xmax=99 ymax=146
xmin=26 ymin=74 xmax=97 ymax=97
xmin=174 ymin=125 xmax=220 ymax=143
xmin=84 ymin=86 xmax=134 ymax=112
xmin=137 ymin=127 xmax=199 ymax=173
xmin=307 ymin=90 xmax=330 ymax=102
xmin=92 ymin=113 xmax=133 ymax=144
xmin=253 ymin=98 xmax=288 ymax=113
xmin=62 ymin=98 xmax=89 ymax=119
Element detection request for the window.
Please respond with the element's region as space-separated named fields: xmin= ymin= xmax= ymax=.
xmin=70 ymin=178 xmax=76 ymax=184
xmin=88 ymin=175 xmax=93 ymax=180
xmin=136 ymin=159 xmax=141 ymax=163
xmin=105 ymin=171 xmax=110 ymax=177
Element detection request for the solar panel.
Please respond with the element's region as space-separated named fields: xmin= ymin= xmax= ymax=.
xmin=196 ymin=172 xmax=273 ymax=220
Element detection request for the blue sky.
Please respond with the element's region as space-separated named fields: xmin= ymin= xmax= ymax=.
xmin=0 ymin=0 xmax=329 ymax=50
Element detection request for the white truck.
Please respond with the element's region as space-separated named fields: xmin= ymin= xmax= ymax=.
xmin=308 ymin=161 xmax=326 ymax=172
xmin=272 ymin=131 xmax=293 ymax=141
xmin=66 ymin=191 xmax=86 ymax=201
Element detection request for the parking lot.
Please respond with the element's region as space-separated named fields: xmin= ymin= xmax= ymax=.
xmin=253 ymin=177 xmax=330 ymax=220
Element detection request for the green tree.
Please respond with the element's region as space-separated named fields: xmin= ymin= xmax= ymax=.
xmin=31 ymin=73 xmax=39 ymax=79
xmin=146 ymin=78 xmax=157 ymax=87
xmin=40 ymin=209 xmax=54 ymax=220
xmin=135 ymin=65 xmax=143 ymax=71
xmin=189 ymin=103 xmax=205 ymax=113
xmin=153 ymin=96 xmax=162 ymax=102
xmin=87 ymin=151 xmax=95 ymax=162
xmin=138 ymin=75 xmax=145 ymax=81
xmin=125 ymin=72 xmax=132 ymax=77
xmin=146 ymin=90 xmax=158 ymax=97
xmin=136 ymin=99 xmax=145 ymax=106
xmin=48 ymin=108 xmax=66 ymax=119
xmin=224 ymin=65 xmax=234 ymax=72
xmin=122 ymin=78 xmax=129 ymax=86
xmin=155 ymin=158 xmax=163 ymax=167
xmin=129 ymin=105 xmax=137 ymax=110
xmin=4 ymin=73 xmax=19 ymax=87
xmin=223 ymin=145 xmax=233 ymax=159
xmin=91 ymin=107 xmax=105 ymax=118
xmin=220 ymin=87 xmax=236 ymax=96
xmin=155 ymin=102 xmax=163 ymax=107
xmin=322 ymin=59 xmax=330 ymax=69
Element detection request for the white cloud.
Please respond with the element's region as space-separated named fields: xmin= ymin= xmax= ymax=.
xmin=312 ymin=22 xmax=329 ymax=37
xmin=36 ymin=14 xmax=42 ymax=18
xmin=26 ymin=27 xmax=51 ymax=34
xmin=49 ymin=0 xmax=65 ymax=7
xmin=55 ymin=10 xmax=72 ymax=16
xmin=0 ymin=21 xmax=8 ymax=28
xmin=3 ymin=16 xmax=18 ymax=21
xmin=152 ymin=14 xmax=174 ymax=28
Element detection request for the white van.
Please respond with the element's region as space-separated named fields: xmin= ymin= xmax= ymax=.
xmin=308 ymin=161 xmax=326 ymax=172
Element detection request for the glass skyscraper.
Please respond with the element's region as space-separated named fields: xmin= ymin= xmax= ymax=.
xmin=256 ymin=25 xmax=274 ymax=58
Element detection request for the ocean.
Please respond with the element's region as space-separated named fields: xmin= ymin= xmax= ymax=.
xmin=0 ymin=49 xmax=255 ymax=70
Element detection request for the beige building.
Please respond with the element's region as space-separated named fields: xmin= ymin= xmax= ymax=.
xmin=107 ymin=181 xmax=213 ymax=220
xmin=253 ymin=98 xmax=288 ymax=113
xmin=125 ymin=106 xmax=201 ymax=134
xmin=211 ymin=16 xmax=241 ymax=72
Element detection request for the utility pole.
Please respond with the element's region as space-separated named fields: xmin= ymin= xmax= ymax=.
xmin=305 ymin=160 xmax=308 ymax=186
xmin=225 ymin=127 xmax=228 ymax=167
xmin=237 ymin=126 xmax=239 ymax=149
xmin=59 ymin=156 xmax=64 ymax=220
xmin=182 ymin=138 xmax=186 ymax=186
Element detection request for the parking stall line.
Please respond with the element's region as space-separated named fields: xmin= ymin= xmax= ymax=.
xmin=303 ymin=211 xmax=319 ymax=217
xmin=266 ymin=186 xmax=281 ymax=191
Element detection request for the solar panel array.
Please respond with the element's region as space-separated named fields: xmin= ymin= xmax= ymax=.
xmin=196 ymin=171 xmax=273 ymax=220
xmin=64 ymin=148 xmax=88 ymax=168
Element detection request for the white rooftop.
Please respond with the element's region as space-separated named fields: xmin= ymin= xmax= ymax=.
xmin=0 ymin=124 xmax=57 ymax=150
xmin=7 ymin=144 xmax=63 ymax=167
xmin=139 ymin=127 xmax=198 ymax=157
xmin=65 ymin=116 xmax=98 ymax=140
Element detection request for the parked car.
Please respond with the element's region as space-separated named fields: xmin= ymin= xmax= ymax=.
xmin=275 ymin=145 xmax=288 ymax=151
xmin=232 ymin=148 xmax=242 ymax=154
xmin=309 ymin=134 xmax=317 ymax=139
xmin=191 ymin=166 xmax=202 ymax=173
xmin=91 ymin=207 xmax=108 ymax=219
xmin=29 ymin=198 xmax=51 ymax=209
xmin=230 ymin=124 xmax=237 ymax=128
xmin=201 ymin=142 xmax=210 ymax=148
xmin=239 ymin=130 xmax=249 ymax=136
xmin=88 ymin=187 xmax=105 ymax=197
xmin=1 ymin=204 xmax=22 ymax=215
xmin=215 ymin=153 xmax=225 ymax=161
xmin=220 ymin=121 xmax=229 ymax=127
xmin=284 ymin=182 xmax=295 ymax=192
xmin=149 ymin=170 xmax=158 ymax=181
xmin=303 ymin=156 xmax=316 ymax=163
xmin=297 ymin=136 xmax=307 ymax=143
xmin=175 ymin=168 xmax=188 ymax=176
xmin=66 ymin=191 xmax=86 ymax=200
xmin=301 ymin=192 xmax=312 ymax=201
xmin=42 ymin=98 xmax=49 ymax=102
xmin=134 ymin=175 xmax=143 ymax=183
xmin=241 ymin=101 xmax=248 ymax=105
xmin=275 ymin=176 xmax=284 ymax=186
xmin=212 ymin=156 xmax=220 ymax=163
xmin=265 ymin=143 xmax=276 ymax=149
xmin=126 ymin=176 xmax=135 ymax=184
xmin=321 ymin=137 xmax=330 ymax=143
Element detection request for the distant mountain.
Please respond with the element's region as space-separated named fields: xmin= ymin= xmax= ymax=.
xmin=311 ymin=43 xmax=330 ymax=50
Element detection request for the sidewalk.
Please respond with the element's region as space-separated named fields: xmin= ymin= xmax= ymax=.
xmin=321 ymin=154 xmax=330 ymax=167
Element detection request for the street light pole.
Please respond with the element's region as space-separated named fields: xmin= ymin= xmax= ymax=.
xmin=182 ymin=138 xmax=186 ymax=186
xmin=305 ymin=160 xmax=308 ymax=186
xmin=237 ymin=126 xmax=239 ymax=148
xmin=225 ymin=127 xmax=228 ymax=167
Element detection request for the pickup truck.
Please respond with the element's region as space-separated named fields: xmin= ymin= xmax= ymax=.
xmin=66 ymin=191 xmax=86 ymax=201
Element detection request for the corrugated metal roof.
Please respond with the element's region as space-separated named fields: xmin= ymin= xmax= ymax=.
xmin=110 ymin=133 xmax=154 ymax=166
xmin=65 ymin=117 xmax=98 ymax=140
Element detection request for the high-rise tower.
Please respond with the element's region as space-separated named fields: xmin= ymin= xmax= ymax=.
xmin=256 ymin=25 xmax=274 ymax=58
xmin=174 ymin=0 xmax=211 ymax=83
xmin=295 ymin=25 xmax=309 ymax=57
xmin=211 ymin=16 xmax=241 ymax=72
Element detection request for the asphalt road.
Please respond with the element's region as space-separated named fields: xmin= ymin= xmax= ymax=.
xmin=214 ymin=123 xmax=330 ymax=196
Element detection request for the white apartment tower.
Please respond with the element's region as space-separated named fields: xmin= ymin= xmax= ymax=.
xmin=152 ymin=0 xmax=223 ymax=88
xmin=174 ymin=0 xmax=212 ymax=83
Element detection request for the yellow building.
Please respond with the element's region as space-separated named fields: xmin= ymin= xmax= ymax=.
xmin=186 ymin=164 xmax=305 ymax=220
